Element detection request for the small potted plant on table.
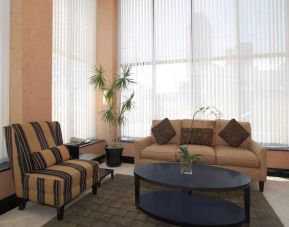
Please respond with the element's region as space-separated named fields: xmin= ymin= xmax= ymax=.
xmin=90 ymin=65 xmax=135 ymax=167
xmin=179 ymin=106 xmax=222 ymax=174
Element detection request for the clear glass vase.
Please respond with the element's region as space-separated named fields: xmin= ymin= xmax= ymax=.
xmin=180 ymin=159 xmax=192 ymax=175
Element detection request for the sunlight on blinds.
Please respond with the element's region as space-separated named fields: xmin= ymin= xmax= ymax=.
xmin=52 ymin=0 xmax=97 ymax=142
xmin=119 ymin=0 xmax=289 ymax=145
xmin=0 ymin=0 xmax=10 ymax=163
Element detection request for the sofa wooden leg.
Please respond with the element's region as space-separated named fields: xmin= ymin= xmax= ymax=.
xmin=92 ymin=183 xmax=97 ymax=194
xmin=57 ymin=206 xmax=64 ymax=220
xmin=18 ymin=198 xmax=27 ymax=210
xmin=259 ymin=181 xmax=264 ymax=192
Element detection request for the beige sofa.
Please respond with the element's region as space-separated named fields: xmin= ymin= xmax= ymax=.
xmin=135 ymin=119 xmax=267 ymax=192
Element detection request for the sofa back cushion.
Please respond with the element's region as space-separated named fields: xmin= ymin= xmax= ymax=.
xmin=182 ymin=120 xmax=215 ymax=129
xmin=214 ymin=119 xmax=251 ymax=148
xmin=181 ymin=120 xmax=215 ymax=146
xmin=152 ymin=119 xmax=181 ymax=144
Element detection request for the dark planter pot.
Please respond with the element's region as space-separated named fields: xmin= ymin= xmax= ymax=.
xmin=105 ymin=146 xmax=123 ymax=167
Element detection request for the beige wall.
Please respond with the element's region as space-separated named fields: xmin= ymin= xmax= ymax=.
xmin=267 ymin=150 xmax=289 ymax=169
xmin=10 ymin=0 xmax=52 ymax=123
xmin=9 ymin=0 xmax=117 ymax=128
xmin=121 ymin=142 xmax=135 ymax=157
xmin=79 ymin=141 xmax=106 ymax=156
xmin=0 ymin=170 xmax=15 ymax=200
xmin=95 ymin=0 xmax=118 ymax=141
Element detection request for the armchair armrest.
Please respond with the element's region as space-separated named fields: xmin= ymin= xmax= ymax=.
xmin=249 ymin=140 xmax=267 ymax=181
xmin=134 ymin=136 xmax=154 ymax=166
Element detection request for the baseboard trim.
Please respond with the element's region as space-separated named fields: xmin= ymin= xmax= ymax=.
xmin=267 ymin=168 xmax=289 ymax=178
xmin=122 ymin=156 xmax=134 ymax=164
xmin=0 ymin=194 xmax=18 ymax=215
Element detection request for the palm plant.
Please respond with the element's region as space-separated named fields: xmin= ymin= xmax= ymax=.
xmin=90 ymin=65 xmax=135 ymax=148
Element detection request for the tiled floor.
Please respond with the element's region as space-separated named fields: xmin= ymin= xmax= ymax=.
xmin=0 ymin=163 xmax=288 ymax=227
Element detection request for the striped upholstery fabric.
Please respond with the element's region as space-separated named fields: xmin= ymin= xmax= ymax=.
xmin=24 ymin=160 xmax=98 ymax=207
xmin=3 ymin=121 xmax=99 ymax=208
xmin=31 ymin=145 xmax=71 ymax=171
xmin=46 ymin=121 xmax=63 ymax=146
xmin=11 ymin=122 xmax=57 ymax=173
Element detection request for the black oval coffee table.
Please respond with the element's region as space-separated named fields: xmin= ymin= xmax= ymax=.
xmin=134 ymin=163 xmax=251 ymax=226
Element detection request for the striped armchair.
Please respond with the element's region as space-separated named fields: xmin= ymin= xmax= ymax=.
xmin=4 ymin=121 xmax=98 ymax=220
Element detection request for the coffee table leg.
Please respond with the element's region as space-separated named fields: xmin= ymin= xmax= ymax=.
xmin=244 ymin=187 xmax=250 ymax=223
xmin=135 ymin=176 xmax=140 ymax=208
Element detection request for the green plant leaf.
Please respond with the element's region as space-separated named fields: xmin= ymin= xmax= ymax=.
xmin=101 ymin=109 xmax=116 ymax=124
xmin=114 ymin=65 xmax=135 ymax=91
xmin=90 ymin=65 xmax=106 ymax=90
xmin=104 ymin=86 xmax=115 ymax=102
xmin=120 ymin=92 xmax=135 ymax=115
xmin=190 ymin=154 xmax=202 ymax=164
xmin=179 ymin=145 xmax=192 ymax=162
xmin=116 ymin=114 xmax=125 ymax=126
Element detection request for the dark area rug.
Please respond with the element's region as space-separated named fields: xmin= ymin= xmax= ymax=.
xmin=44 ymin=174 xmax=283 ymax=227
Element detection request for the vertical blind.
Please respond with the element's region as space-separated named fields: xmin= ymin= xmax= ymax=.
xmin=119 ymin=0 xmax=289 ymax=145
xmin=0 ymin=0 xmax=10 ymax=163
xmin=52 ymin=0 xmax=97 ymax=142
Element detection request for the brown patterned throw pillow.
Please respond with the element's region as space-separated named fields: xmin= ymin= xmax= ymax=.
xmin=151 ymin=118 xmax=176 ymax=145
xmin=180 ymin=128 xmax=191 ymax=145
xmin=181 ymin=128 xmax=213 ymax=146
xmin=219 ymin=119 xmax=250 ymax=147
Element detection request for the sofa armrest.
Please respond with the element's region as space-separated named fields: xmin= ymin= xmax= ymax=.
xmin=249 ymin=140 xmax=267 ymax=181
xmin=134 ymin=136 xmax=154 ymax=166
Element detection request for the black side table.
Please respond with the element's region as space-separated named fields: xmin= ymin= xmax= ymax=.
xmin=65 ymin=139 xmax=105 ymax=162
xmin=98 ymin=168 xmax=114 ymax=187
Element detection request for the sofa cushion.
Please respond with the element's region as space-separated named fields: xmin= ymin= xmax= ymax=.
xmin=151 ymin=118 xmax=176 ymax=145
xmin=176 ymin=145 xmax=216 ymax=164
xmin=182 ymin=119 xmax=215 ymax=129
xmin=219 ymin=119 xmax=250 ymax=147
xmin=31 ymin=145 xmax=71 ymax=171
xmin=141 ymin=144 xmax=179 ymax=161
xmin=180 ymin=128 xmax=213 ymax=146
xmin=214 ymin=119 xmax=251 ymax=148
xmin=152 ymin=119 xmax=181 ymax=144
xmin=24 ymin=159 xmax=98 ymax=206
xmin=215 ymin=145 xmax=259 ymax=168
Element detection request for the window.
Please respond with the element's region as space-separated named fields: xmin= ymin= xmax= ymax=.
xmin=52 ymin=0 xmax=97 ymax=142
xmin=119 ymin=0 xmax=289 ymax=145
xmin=0 ymin=0 xmax=10 ymax=163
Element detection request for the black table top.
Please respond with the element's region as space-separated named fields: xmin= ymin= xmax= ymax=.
xmin=65 ymin=139 xmax=105 ymax=148
xmin=134 ymin=163 xmax=251 ymax=192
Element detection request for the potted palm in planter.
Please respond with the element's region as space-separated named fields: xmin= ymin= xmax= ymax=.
xmin=90 ymin=65 xmax=135 ymax=167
